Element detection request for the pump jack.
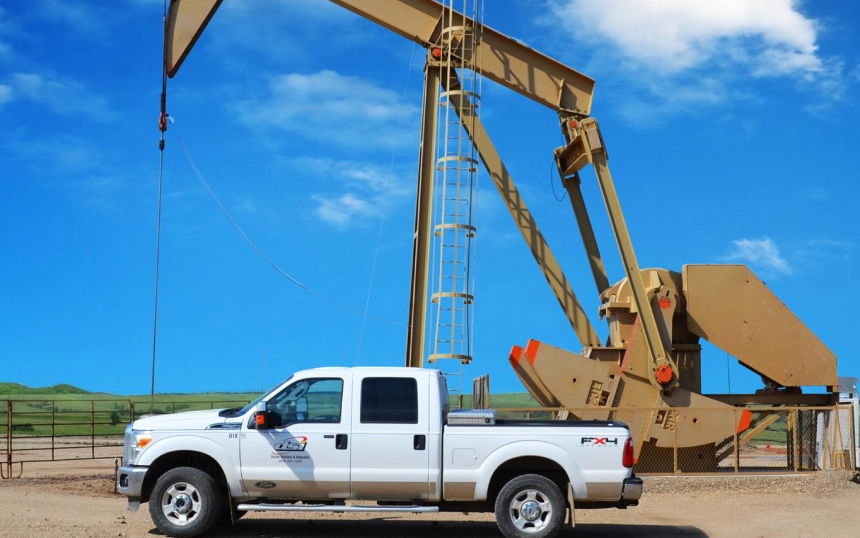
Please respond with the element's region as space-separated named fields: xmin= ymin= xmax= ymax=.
xmin=163 ymin=0 xmax=838 ymax=464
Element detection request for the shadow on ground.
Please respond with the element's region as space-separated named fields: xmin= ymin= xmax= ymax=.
xmin=148 ymin=518 xmax=708 ymax=538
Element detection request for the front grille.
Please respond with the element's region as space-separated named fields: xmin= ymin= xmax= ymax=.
xmin=123 ymin=429 xmax=134 ymax=465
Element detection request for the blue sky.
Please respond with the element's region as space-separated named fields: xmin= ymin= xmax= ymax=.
xmin=1 ymin=0 xmax=858 ymax=397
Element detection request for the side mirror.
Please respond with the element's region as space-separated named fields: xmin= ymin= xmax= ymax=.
xmin=255 ymin=401 xmax=269 ymax=430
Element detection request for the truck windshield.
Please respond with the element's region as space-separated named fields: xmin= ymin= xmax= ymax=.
xmin=220 ymin=375 xmax=294 ymax=418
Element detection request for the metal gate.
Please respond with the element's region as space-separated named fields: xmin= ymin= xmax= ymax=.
xmin=1 ymin=399 xmax=249 ymax=478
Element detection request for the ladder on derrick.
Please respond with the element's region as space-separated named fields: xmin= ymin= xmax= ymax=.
xmin=428 ymin=0 xmax=484 ymax=407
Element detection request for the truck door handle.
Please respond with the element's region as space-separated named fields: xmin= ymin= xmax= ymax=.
xmin=335 ymin=434 xmax=348 ymax=450
xmin=413 ymin=434 xmax=426 ymax=451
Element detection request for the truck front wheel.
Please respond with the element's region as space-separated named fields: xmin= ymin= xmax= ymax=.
xmin=149 ymin=467 xmax=222 ymax=538
xmin=494 ymin=474 xmax=565 ymax=538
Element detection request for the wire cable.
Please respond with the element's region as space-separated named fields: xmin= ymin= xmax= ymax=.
xmin=150 ymin=1 xmax=170 ymax=415
xmin=355 ymin=42 xmax=418 ymax=365
xmin=169 ymin=124 xmax=408 ymax=328
xmin=150 ymin=145 xmax=164 ymax=415
xmin=550 ymin=154 xmax=567 ymax=202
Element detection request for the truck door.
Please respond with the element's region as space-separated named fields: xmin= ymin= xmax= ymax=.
xmin=349 ymin=373 xmax=430 ymax=500
xmin=240 ymin=375 xmax=352 ymax=499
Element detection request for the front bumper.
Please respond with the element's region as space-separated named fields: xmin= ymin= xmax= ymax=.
xmin=116 ymin=466 xmax=148 ymax=511
xmin=621 ymin=476 xmax=643 ymax=504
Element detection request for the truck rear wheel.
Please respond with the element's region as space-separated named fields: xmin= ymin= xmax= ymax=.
xmin=494 ymin=474 xmax=565 ymax=538
xmin=149 ymin=467 xmax=222 ymax=538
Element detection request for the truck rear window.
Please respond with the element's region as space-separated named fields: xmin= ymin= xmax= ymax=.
xmin=360 ymin=377 xmax=418 ymax=424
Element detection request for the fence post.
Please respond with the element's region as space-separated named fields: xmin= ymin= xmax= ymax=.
xmin=5 ymin=400 xmax=11 ymax=473
xmin=850 ymin=404 xmax=857 ymax=470
xmin=51 ymin=400 xmax=56 ymax=462
xmin=792 ymin=409 xmax=799 ymax=472
xmin=832 ymin=408 xmax=844 ymax=470
xmin=91 ymin=400 xmax=95 ymax=460
xmin=823 ymin=410 xmax=831 ymax=470
xmin=672 ymin=411 xmax=678 ymax=474
xmin=733 ymin=408 xmax=739 ymax=474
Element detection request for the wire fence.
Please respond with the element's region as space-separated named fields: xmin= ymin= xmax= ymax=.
xmin=2 ymin=399 xmax=855 ymax=478
xmin=1 ymin=399 xmax=249 ymax=478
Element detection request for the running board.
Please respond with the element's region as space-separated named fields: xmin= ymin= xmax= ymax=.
xmin=237 ymin=503 xmax=438 ymax=514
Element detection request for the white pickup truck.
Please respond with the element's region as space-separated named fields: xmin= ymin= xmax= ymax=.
xmin=117 ymin=367 xmax=642 ymax=538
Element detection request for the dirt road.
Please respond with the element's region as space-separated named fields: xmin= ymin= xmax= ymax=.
xmin=1 ymin=461 xmax=858 ymax=538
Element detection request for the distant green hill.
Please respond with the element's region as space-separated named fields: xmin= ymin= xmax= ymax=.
xmin=0 ymin=381 xmax=538 ymax=409
xmin=0 ymin=382 xmax=90 ymax=395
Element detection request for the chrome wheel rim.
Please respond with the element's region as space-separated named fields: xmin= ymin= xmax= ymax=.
xmin=509 ymin=489 xmax=553 ymax=533
xmin=161 ymin=482 xmax=202 ymax=526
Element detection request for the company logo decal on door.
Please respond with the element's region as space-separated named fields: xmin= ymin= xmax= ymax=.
xmin=274 ymin=436 xmax=308 ymax=452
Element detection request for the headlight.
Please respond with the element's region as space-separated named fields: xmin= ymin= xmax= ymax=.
xmin=124 ymin=430 xmax=153 ymax=465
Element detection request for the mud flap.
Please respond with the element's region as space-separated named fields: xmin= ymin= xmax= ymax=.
xmin=567 ymin=483 xmax=576 ymax=527
xmin=228 ymin=490 xmax=238 ymax=525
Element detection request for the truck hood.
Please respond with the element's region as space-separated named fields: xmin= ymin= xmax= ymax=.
xmin=131 ymin=409 xmax=238 ymax=431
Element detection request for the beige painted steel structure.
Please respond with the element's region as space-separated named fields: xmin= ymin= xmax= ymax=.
xmin=165 ymin=0 xmax=595 ymax=115
xmin=162 ymin=0 xmax=839 ymax=462
xmin=406 ymin=66 xmax=442 ymax=369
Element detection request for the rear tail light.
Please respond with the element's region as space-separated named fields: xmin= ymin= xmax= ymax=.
xmin=622 ymin=437 xmax=634 ymax=468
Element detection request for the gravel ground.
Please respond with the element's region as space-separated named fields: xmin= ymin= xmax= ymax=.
xmin=1 ymin=461 xmax=858 ymax=538
xmin=643 ymin=469 xmax=860 ymax=494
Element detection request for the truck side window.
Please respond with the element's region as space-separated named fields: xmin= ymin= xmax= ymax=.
xmin=360 ymin=377 xmax=418 ymax=424
xmin=268 ymin=378 xmax=344 ymax=426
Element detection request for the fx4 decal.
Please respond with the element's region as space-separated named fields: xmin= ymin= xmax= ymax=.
xmin=581 ymin=437 xmax=618 ymax=446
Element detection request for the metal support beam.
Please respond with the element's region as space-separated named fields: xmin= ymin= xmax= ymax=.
xmin=405 ymin=63 xmax=441 ymax=368
xmin=165 ymin=0 xmax=595 ymax=116
xmin=560 ymin=172 xmax=610 ymax=296
xmin=441 ymin=74 xmax=601 ymax=348
xmin=577 ymin=119 xmax=678 ymax=389
xmin=706 ymin=393 xmax=839 ymax=406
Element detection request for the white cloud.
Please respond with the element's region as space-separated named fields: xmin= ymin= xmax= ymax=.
xmin=5 ymin=72 xmax=116 ymax=120
xmin=313 ymin=193 xmax=376 ymax=227
xmin=234 ymin=70 xmax=418 ymax=150
xmin=724 ymin=237 xmax=792 ymax=275
xmin=0 ymin=84 xmax=11 ymax=106
xmin=546 ymin=0 xmax=845 ymax=118
xmin=551 ymin=0 xmax=821 ymax=75
xmin=289 ymin=156 xmax=413 ymax=228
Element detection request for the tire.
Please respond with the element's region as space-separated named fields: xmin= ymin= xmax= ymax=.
xmin=149 ymin=467 xmax=223 ymax=538
xmin=494 ymin=474 xmax=566 ymax=538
